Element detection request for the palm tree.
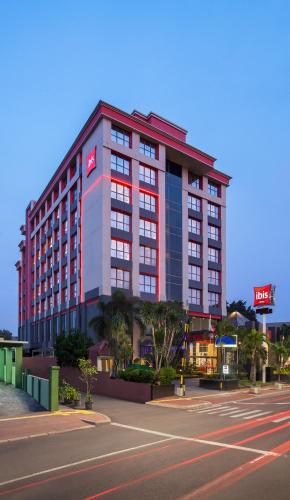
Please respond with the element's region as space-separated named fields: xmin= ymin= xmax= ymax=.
xmin=240 ymin=329 xmax=267 ymax=385
xmin=89 ymin=290 xmax=138 ymax=375
xmin=138 ymin=301 xmax=183 ymax=371
xmin=138 ymin=301 xmax=160 ymax=370
xmin=270 ymin=341 xmax=290 ymax=382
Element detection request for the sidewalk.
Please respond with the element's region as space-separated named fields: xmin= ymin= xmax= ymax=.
xmin=0 ymin=407 xmax=111 ymax=444
xmin=147 ymin=384 xmax=290 ymax=410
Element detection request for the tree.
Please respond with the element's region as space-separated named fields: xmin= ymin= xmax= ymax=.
xmin=270 ymin=341 xmax=290 ymax=382
xmin=89 ymin=291 xmax=137 ymax=375
xmin=55 ymin=331 xmax=93 ymax=367
xmin=280 ymin=323 xmax=290 ymax=343
xmin=109 ymin=310 xmax=132 ymax=375
xmin=78 ymin=358 xmax=98 ymax=403
xmin=138 ymin=301 xmax=184 ymax=372
xmin=0 ymin=329 xmax=13 ymax=340
xmin=227 ymin=300 xmax=256 ymax=321
xmin=240 ymin=329 xmax=267 ymax=384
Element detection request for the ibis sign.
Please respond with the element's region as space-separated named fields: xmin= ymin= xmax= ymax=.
xmin=253 ymin=284 xmax=274 ymax=307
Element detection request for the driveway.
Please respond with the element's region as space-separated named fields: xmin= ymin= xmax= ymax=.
xmin=0 ymin=382 xmax=44 ymax=417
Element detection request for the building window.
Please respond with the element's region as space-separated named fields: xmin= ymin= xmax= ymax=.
xmin=188 ymin=241 xmax=201 ymax=259
xmin=139 ymin=219 xmax=157 ymax=239
xmin=188 ymin=195 xmax=201 ymax=212
xmin=139 ymin=274 xmax=156 ymax=294
xmin=110 ymin=210 xmax=130 ymax=232
xmin=139 ymin=246 xmax=157 ymax=266
xmin=71 ymin=187 xmax=78 ymax=204
xmin=208 ymin=247 xmax=219 ymax=263
xmin=111 ymin=268 xmax=130 ymax=289
xmin=188 ymin=218 xmax=201 ymax=235
xmin=63 ymin=266 xmax=68 ymax=281
xmin=63 ymin=243 xmax=68 ymax=257
xmin=139 ymin=192 xmax=156 ymax=212
xmin=208 ymin=203 xmax=219 ymax=219
xmin=139 ymin=140 xmax=156 ymax=159
xmin=111 ymin=181 xmax=130 ymax=204
xmin=188 ymin=265 xmax=201 ymax=282
xmin=72 ymin=258 xmax=77 ymax=275
xmin=209 ymin=292 xmax=220 ymax=307
xmin=72 ymin=210 xmax=78 ymax=226
xmin=70 ymin=309 xmax=77 ymax=330
xmin=208 ymin=182 xmax=220 ymax=197
xmin=189 ymin=174 xmax=202 ymax=189
xmin=188 ymin=288 xmax=201 ymax=305
xmin=71 ymin=284 xmax=77 ymax=300
xmin=208 ymin=225 xmax=219 ymax=241
xmin=61 ymin=313 xmax=67 ymax=333
xmin=111 ymin=153 xmax=130 ymax=176
xmin=139 ymin=165 xmax=156 ymax=186
xmin=111 ymin=126 xmax=130 ymax=147
xmin=208 ymin=269 xmax=220 ymax=286
xmin=72 ymin=235 xmax=77 ymax=250
xmin=111 ymin=239 xmax=130 ymax=260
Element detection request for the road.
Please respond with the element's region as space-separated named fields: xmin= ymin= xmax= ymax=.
xmin=0 ymin=388 xmax=289 ymax=499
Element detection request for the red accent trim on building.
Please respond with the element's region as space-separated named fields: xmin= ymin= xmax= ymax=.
xmin=188 ymin=311 xmax=222 ymax=320
xmin=28 ymin=100 xmax=230 ymax=219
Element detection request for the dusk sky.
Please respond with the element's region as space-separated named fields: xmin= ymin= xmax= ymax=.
xmin=1 ymin=0 xmax=289 ymax=334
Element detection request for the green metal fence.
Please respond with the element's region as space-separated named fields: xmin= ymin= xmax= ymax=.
xmin=22 ymin=367 xmax=59 ymax=411
xmin=0 ymin=343 xmax=59 ymax=412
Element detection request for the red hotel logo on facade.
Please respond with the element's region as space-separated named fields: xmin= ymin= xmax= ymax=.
xmin=86 ymin=146 xmax=96 ymax=176
xmin=253 ymin=284 xmax=273 ymax=307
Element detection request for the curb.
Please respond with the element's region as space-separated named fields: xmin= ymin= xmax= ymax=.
xmin=146 ymin=401 xmax=212 ymax=411
xmin=0 ymin=412 xmax=111 ymax=445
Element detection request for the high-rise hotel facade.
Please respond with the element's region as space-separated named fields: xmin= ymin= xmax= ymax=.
xmin=16 ymin=101 xmax=231 ymax=354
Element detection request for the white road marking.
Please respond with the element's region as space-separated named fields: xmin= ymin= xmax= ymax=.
xmin=230 ymin=410 xmax=269 ymax=419
xmin=272 ymin=415 xmax=290 ymax=423
xmin=197 ymin=406 xmax=232 ymax=414
xmin=111 ymin=423 xmax=278 ymax=456
xmin=244 ymin=411 xmax=271 ymax=419
xmin=0 ymin=437 xmax=174 ymax=488
xmin=218 ymin=408 xmax=248 ymax=416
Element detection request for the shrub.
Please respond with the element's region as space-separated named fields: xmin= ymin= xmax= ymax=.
xmin=60 ymin=380 xmax=76 ymax=401
xmin=118 ymin=368 xmax=156 ymax=384
xmin=159 ymin=367 xmax=177 ymax=385
xmin=55 ymin=331 xmax=94 ymax=367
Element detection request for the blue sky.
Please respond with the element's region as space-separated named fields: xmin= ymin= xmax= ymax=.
xmin=1 ymin=0 xmax=289 ymax=334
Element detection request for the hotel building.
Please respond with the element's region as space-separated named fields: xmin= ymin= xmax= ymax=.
xmin=16 ymin=101 xmax=231 ymax=356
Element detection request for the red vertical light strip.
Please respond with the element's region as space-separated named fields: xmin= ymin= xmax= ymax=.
xmin=80 ymin=196 xmax=84 ymax=303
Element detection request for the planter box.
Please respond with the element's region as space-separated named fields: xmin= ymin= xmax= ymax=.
xmin=274 ymin=382 xmax=283 ymax=390
xmin=249 ymin=386 xmax=261 ymax=394
xmin=151 ymin=384 xmax=175 ymax=400
xmin=199 ymin=378 xmax=239 ymax=391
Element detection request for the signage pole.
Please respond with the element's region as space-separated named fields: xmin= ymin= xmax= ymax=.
xmin=262 ymin=313 xmax=268 ymax=383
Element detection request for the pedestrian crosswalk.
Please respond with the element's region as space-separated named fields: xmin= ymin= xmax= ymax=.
xmin=187 ymin=403 xmax=290 ymax=422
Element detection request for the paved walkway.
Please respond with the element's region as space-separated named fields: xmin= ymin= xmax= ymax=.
xmin=147 ymin=384 xmax=290 ymax=410
xmin=0 ymin=382 xmax=43 ymax=417
xmin=0 ymin=408 xmax=111 ymax=443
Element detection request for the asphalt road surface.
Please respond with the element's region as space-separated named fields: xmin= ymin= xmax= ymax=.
xmin=0 ymin=388 xmax=289 ymax=499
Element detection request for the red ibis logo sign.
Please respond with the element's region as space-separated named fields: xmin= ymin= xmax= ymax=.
xmin=86 ymin=147 xmax=96 ymax=176
xmin=253 ymin=284 xmax=272 ymax=307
